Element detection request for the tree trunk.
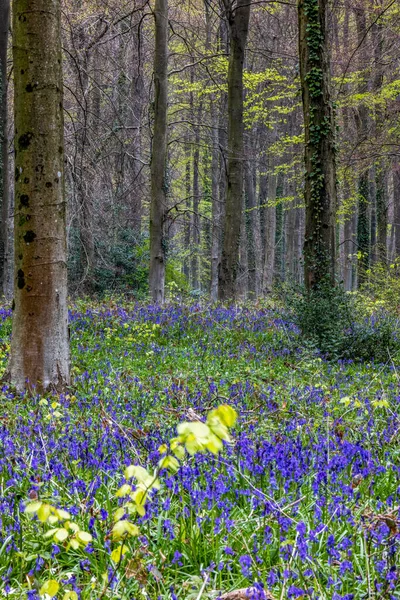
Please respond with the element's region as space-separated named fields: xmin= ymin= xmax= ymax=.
xmin=275 ymin=180 xmax=285 ymax=282
xmin=357 ymin=171 xmax=370 ymax=284
xmin=262 ymin=167 xmax=277 ymax=294
xmin=0 ymin=0 xmax=9 ymax=297
xmin=238 ymin=192 xmax=248 ymax=298
xmin=298 ymin=0 xmax=337 ymax=290
xmin=218 ymin=0 xmax=250 ymax=300
xmin=10 ymin=0 xmax=69 ymax=392
xmin=394 ymin=161 xmax=400 ymax=259
xmin=183 ymin=134 xmax=191 ymax=282
xmin=245 ymin=161 xmax=262 ymax=297
xmin=191 ymin=104 xmax=201 ymax=291
xmin=372 ymin=14 xmax=387 ymax=265
xmin=354 ymin=5 xmax=370 ymax=284
xmin=149 ymin=0 xmax=168 ymax=304
xmin=285 ymin=203 xmax=296 ymax=281
xmin=210 ymin=101 xmax=220 ymax=301
xmin=343 ymin=197 xmax=355 ymax=291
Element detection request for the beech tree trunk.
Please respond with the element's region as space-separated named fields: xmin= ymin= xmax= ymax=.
xmin=149 ymin=0 xmax=168 ymax=304
xmin=191 ymin=104 xmax=201 ymax=291
xmin=10 ymin=0 xmax=70 ymax=392
xmin=394 ymin=161 xmax=400 ymax=259
xmin=245 ymin=161 xmax=262 ymax=297
xmin=373 ymin=15 xmax=387 ymax=264
xmin=0 ymin=0 xmax=9 ymax=297
xmin=218 ymin=0 xmax=250 ymax=300
xmin=210 ymin=101 xmax=220 ymax=301
xmin=298 ymin=0 xmax=337 ymax=290
xmin=262 ymin=167 xmax=277 ymax=293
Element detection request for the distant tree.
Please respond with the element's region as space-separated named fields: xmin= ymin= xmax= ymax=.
xmin=298 ymin=0 xmax=337 ymax=289
xmin=218 ymin=0 xmax=251 ymax=300
xmin=9 ymin=0 xmax=69 ymax=391
xmin=149 ymin=0 xmax=168 ymax=304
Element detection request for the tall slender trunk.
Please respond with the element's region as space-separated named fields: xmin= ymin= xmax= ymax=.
xmin=245 ymin=161 xmax=262 ymax=296
xmin=394 ymin=161 xmax=400 ymax=259
xmin=0 ymin=0 xmax=9 ymax=297
xmin=10 ymin=0 xmax=69 ymax=391
xmin=343 ymin=184 xmax=355 ymax=291
xmin=294 ymin=205 xmax=304 ymax=284
xmin=191 ymin=104 xmax=201 ymax=290
xmin=275 ymin=178 xmax=285 ymax=282
xmin=210 ymin=101 xmax=220 ymax=301
xmin=131 ymin=21 xmax=144 ymax=234
xmin=218 ymin=0 xmax=250 ymax=300
xmin=183 ymin=135 xmax=191 ymax=282
xmin=238 ymin=192 xmax=248 ymax=298
xmin=262 ymin=166 xmax=277 ymax=293
xmin=285 ymin=203 xmax=296 ymax=281
xmin=298 ymin=0 xmax=337 ymax=289
xmin=354 ymin=6 xmax=370 ymax=284
xmin=372 ymin=12 xmax=387 ymax=265
xmin=149 ymin=0 xmax=168 ymax=304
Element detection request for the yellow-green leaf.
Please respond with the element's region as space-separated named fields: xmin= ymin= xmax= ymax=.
xmin=63 ymin=592 xmax=78 ymax=600
xmin=110 ymin=544 xmax=129 ymax=563
xmin=25 ymin=501 xmax=42 ymax=514
xmin=37 ymin=504 xmax=52 ymax=523
xmin=40 ymin=580 xmax=60 ymax=597
xmin=54 ymin=528 xmax=69 ymax=542
xmin=75 ymin=530 xmax=92 ymax=546
xmin=116 ymin=484 xmax=132 ymax=498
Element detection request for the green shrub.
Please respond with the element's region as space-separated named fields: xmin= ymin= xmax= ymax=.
xmin=287 ymin=280 xmax=400 ymax=362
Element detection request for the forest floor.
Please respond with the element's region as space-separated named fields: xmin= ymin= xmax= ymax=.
xmin=0 ymin=299 xmax=399 ymax=599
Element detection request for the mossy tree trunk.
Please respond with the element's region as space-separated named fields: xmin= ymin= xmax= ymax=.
xmin=354 ymin=5 xmax=370 ymax=284
xmin=218 ymin=0 xmax=250 ymax=301
xmin=0 ymin=0 xmax=9 ymax=298
xmin=298 ymin=0 xmax=337 ymax=290
xmin=10 ymin=0 xmax=70 ymax=391
xmin=149 ymin=0 xmax=168 ymax=304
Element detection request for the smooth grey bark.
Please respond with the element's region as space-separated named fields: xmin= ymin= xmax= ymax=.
xmin=191 ymin=103 xmax=201 ymax=291
xmin=0 ymin=0 xmax=9 ymax=297
xmin=262 ymin=163 xmax=277 ymax=294
xmin=238 ymin=192 xmax=248 ymax=298
xmin=372 ymin=15 xmax=387 ymax=264
xmin=149 ymin=0 xmax=168 ymax=304
xmin=10 ymin=0 xmax=69 ymax=391
xmin=245 ymin=160 xmax=262 ymax=297
xmin=210 ymin=101 xmax=220 ymax=301
xmin=343 ymin=182 xmax=356 ymax=291
xmin=394 ymin=161 xmax=400 ymax=258
xmin=285 ymin=203 xmax=296 ymax=281
xmin=183 ymin=134 xmax=191 ymax=282
xmin=218 ymin=0 xmax=250 ymax=300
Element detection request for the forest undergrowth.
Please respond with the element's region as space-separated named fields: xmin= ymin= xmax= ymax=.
xmin=0 ymin=298 xmax=399 ymax=599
